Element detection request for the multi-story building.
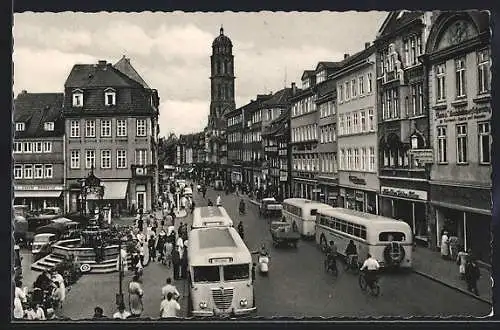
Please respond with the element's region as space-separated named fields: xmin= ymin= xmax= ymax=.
xmin=63 ymin=58 xmax=160 ymax=214
xmin=260 ymin=85 xmax=296 ymax=199
xmin=336 ymin=44 xmax=378 ymax=213
xmin=225 ymin=107 xmax=244 ymax=185
xmin=374 ymin=11 xmax=434 ymax=242
xmin=290 ymin=70 xmax=318 ymax=199
xmin=315 ymin=62 xmax=342 ymax=206
xmin=205 ymin=27 xmax=236 ymax=182
xmin=13 ymin=92 xmax=65 ymax=211
xmin=422 ymin=11 xmax=491 ymax=261
xmin=241 ymin=94 xmax=273 ymax=190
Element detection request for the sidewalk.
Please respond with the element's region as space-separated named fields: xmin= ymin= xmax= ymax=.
xmin=410 ymin=246 xmax=491 ymax=304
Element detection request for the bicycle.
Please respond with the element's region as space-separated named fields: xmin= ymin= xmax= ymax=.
xmin=324 ymin=256 xmax=338 ymax=277
xmin=358 ymin=271 xmax=380 ymax=296
xmin=344 ymin=255 xmax=359 ymax=274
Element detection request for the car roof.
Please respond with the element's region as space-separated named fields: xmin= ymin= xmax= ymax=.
xmin=35 ymin=233 xmax=56 ymax=237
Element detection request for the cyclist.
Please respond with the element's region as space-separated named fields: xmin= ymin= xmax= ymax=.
xmin=239 ymin=199 xmax=246 ymax=215
xmin=216 ymin=195 xmax=222 ymax=207
xmin=360 ymin=253 xmax=380 ymax=289
xmin=325 ymin=241 xmax=338 ymax=274
xmin=237 ymin=221 xmax=245 ymax=240
xmin=344 ymin=240 xmax=358 ymax=269
xmin=207 ymin=199 xmax=214 ymax=206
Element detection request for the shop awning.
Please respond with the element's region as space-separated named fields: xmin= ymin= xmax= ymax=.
xmin=14 ymin=190 xmax=62 ymax=198
xmin=102 ymin=180 xmax=129 ymax=200
xmin=430 ymin=200 xmax=491 ymax=216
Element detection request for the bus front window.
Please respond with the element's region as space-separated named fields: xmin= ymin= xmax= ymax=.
xmin=193 ymin=266 xmax=220 ymax=283
xmin=379 ymin=232 xmax=406 ymax=242
xmin=223 ymin=264 xmax=250 ymax=281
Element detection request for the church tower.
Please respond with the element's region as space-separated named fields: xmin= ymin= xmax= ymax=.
xmin=208 ymin=26 xmax=236 ymax=130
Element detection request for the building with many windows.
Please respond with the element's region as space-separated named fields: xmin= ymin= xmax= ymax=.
xmin=63 ymin=58 xmax=160 ymax=215
xmin=315 ymin=62 xmax=342 ymax=206
xmin=13 ymin=92 xmax=65 ymax=211
xmin=336 ymin=43 xmax=378 ymax=213
xmin=290 ymin=70 xmax=318 ymax=199
xmin=225 ymin=106 xmax=244 ymax=185
xmin=374 ymin=11 xmax=434 ymax=242
xmin=422 ymin=11 xmax=491 ymax=261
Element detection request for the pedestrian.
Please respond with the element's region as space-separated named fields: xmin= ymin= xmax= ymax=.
xmin=191 ymin=200 xmax=196 ymax=214
xmin=113 ymin=303 xmax=131 ymax=319
xmin=149 ymin=234 xmax=157 ymax=262
xmin=161 ymin=277 xmax=180 ymax=300
xmin=138 ymin=216 xmax=144 ymax=232
xmin=170 ymin=209 xmax=176 ymax=226
xmin=456 ymin=246 xmax=469 ymax=280
xmin=160 ymin=292 xmax=181 ymax=318
xmin=51 ymin=268 xmax=66 ymax=306
xmin=172 ymin=248 xmax=181 ymax=280
xmin=181 ymin=245 xmax=188 ymax=279
xmin=157 ymin=231 xmax=166 ymax=263
xmin=449 ymin=234 xmax=459 ymax=260
xmin=178 ymin=222 xmax=183 ymax=238
xmin=51 ymin=281 xmax=64 ymax=314
xmin=164 ymin=240 xmax=173 ymax=267
xmin=128 ymin=275 xmax=144 ymax=317
xmin=202 ymin=188 xmax=206 ymax=199
xmin=465 ymin=258 xmax=481 ymax=295
xmin=13 ymin=280 xmax=27 ymax=320
xmin=440 ymin=230 xmax=450 ymax=259
xmin=93 ymin=306 xmax=105 ymax=319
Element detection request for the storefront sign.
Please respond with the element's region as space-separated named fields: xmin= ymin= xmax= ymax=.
xmin=436 ymin=106 xmax=490 ymax=123
xmin=349 ymin=175 xmax=366 ymax=185
xmin=381 ymin=186 xmax=428 ymax=200
xmin=409 ymin=149 xmax=434 ymax=164
xmin=312 ymin=188 xmax=321 ymax=193
xmin=16 ymin=185 xmax=63 ymax=191
xmin=355 ymin=191 xmax=364 ymax=202
xmin=279 ymin=173 xmax=288 ymax=182
xmin=329 ymin=192 xmax=338 ymax=197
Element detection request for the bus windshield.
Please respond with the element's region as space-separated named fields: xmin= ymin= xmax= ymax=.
xmin=379 ymin=231 xmax=406 ymax=242
xmin=223 ymin=264 xmax=250 ymax=281
xmin=193 ymin=266 xmax=220 ymax=282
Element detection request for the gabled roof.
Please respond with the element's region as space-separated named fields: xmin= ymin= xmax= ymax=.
xmin=262 ymin=88 xmax=294 ymax=107
xmin=14 ymin=92 xmax=64 ymax=138
xmin=301 ymin=70 xmax=315 ymax=80
xmin=315 ymin=61 xmax=342 ymax=72
xmin=113 ymin=55 xmax=150 ymax=88
xmin=376 ymin=10 xmax=425 ymax=40
xmin=64 ymin=61 xmax=144 ymax=89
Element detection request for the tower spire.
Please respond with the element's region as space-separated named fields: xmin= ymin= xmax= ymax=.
xmin=220 ymin=25 xmax=224 ymax=35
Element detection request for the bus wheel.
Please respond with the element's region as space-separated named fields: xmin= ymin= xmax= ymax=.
xmin=320 ymin=235 xmax=327 ymax=252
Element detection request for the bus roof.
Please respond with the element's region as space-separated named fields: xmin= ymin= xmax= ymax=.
xmin=318 ymin=208 xmax=411 ymax=228
xmin=283 ymin=198 xmax=334 ymax=208
xmin=192 ymin=206 xmax=233 ymax=228
xmin=188 ymin=227 xmax=251 ymax=266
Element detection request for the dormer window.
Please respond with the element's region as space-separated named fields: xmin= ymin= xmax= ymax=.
xmin=104 ymin=88 xmax=116 ymax=106
xmin=72 ymin=89 xmax=83 ymax=107
xmin=302 ymin=79 xmax=310 ymax=89
xmin=15 ymin=122 xmax=25 ymax=131
xmin=44 ymin=122 xmax=54 ymax=131
xmin=317 ymin=70 xmax=326 ymax=84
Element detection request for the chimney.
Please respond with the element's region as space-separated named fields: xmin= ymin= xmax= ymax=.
xmin=344 ymin=53 xmax=350 ymax=60
xmin=21 ymin=90 xmax=27 ymax=94
xmin=291 ymin=82 xmax=297 ymax=95
xmin=97 ymin=60 xmax=107 ymax=67
xmin=365 ymin=42 xmax=371 ymax=49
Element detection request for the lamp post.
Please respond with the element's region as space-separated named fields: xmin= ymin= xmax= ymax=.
xmin=115 ymin=235 xmax=127 ymax=307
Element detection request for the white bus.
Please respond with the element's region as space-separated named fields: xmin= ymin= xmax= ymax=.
xmin=315 ymin=208 xmax=413 ymax=268
xmin=187 ymin=227 xmax=256 ymax=317
xmin=282 ymin=198 xmax=334 ymax=239
xmin=192 ymin=206 xmax=233 ymax=229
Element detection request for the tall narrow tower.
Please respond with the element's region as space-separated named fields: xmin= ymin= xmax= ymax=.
xmin=208 ymin=26 xmax=236 ymax=130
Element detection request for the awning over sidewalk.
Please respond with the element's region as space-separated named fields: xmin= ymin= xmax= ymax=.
xmin=86 ymin=180 xmax=129 ymax=200
xmin=14 ymin=190 xmax=62 ymax=198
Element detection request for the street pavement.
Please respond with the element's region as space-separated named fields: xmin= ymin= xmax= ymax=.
xmin=22 ymin=184 xmax=492 ymax=319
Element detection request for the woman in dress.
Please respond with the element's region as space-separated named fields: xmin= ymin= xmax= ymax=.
xmin=128 ymin=275 xmax=144 ymax=317
xmin=440 ymin=231 xmax=449 ymax=259
xmin=13 ymin=280 xmax=27 ymax=319
xmin=456 ymin=246 xmax=469 ymax=280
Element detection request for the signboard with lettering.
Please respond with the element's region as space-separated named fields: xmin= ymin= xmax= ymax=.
xmin=349 ymin=175 xmax=367 ymax=185
xmin=16 ymin=185 xmax=64 ymax=191
xmin=409 ymin=149 xmax=434 ymax=164
xmin=381 ymin=186 xmax=428 ymax=200
xmin=312 ymin=189 xmax=321 ymax=193
xmin=435 ymin=106 xmax=491 ymax=124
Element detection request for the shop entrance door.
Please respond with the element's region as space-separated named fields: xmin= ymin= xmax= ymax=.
xmin=136 ymin=192 xmax=146 ymax=210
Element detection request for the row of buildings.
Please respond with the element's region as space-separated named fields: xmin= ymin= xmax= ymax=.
xmin=176 ymin=11 xmax=491 ymax=263
xmin=13 ymin=57 xmax=160 ymax=216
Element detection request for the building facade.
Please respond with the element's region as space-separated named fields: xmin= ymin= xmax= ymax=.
xmin=13 ymin=92 xmax=65 ymax=211
xmin=206 ymin=27 xmax=236 ymax=181
xmin=422 ymin=11 xmax=491 ymax=261
xmin=375 ymin=11 xmax=434 ymax=242
xmin=315 ymin=62 xmax=341 ymax=206
xmin=336 ymin=44 xmax=379 ymax=213
xmin=63 ymin=58 xmax=160 ymax=215
xmin=225 ymin=107 xmax=244 ymax=185
xmin=290 ymin=70 xmax=319 ymax=199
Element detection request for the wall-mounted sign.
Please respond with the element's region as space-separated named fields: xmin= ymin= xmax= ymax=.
xmin=312 ymin=188 xmax=321 ymax=193
xmin=349 ymin=175 xmax=367 ymax=185
xmin=16 ymin=185 xmax=64 ymax=191
xmin=436 ymin=106 xmax=490 ymax=124
xmin=381 ymin=186 xmax=428 ymax=200
xmin=409 ymin=149 xmax=434 ymax=164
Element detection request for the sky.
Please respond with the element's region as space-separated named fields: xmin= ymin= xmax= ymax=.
xmin=13 ymin=11 xmax=388 ymax=137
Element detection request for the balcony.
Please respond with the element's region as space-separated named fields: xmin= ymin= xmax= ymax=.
xmin=131 ymin=164 xmax=155 ymax=178
xmin=379 ymin=166 xmax=427 ymax=180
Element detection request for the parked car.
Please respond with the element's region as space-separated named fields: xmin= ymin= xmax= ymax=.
xmin=32 ymin=233 xmax=57 ymax=261
xmin=183 ymin=187 xmax=193 ymax=197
